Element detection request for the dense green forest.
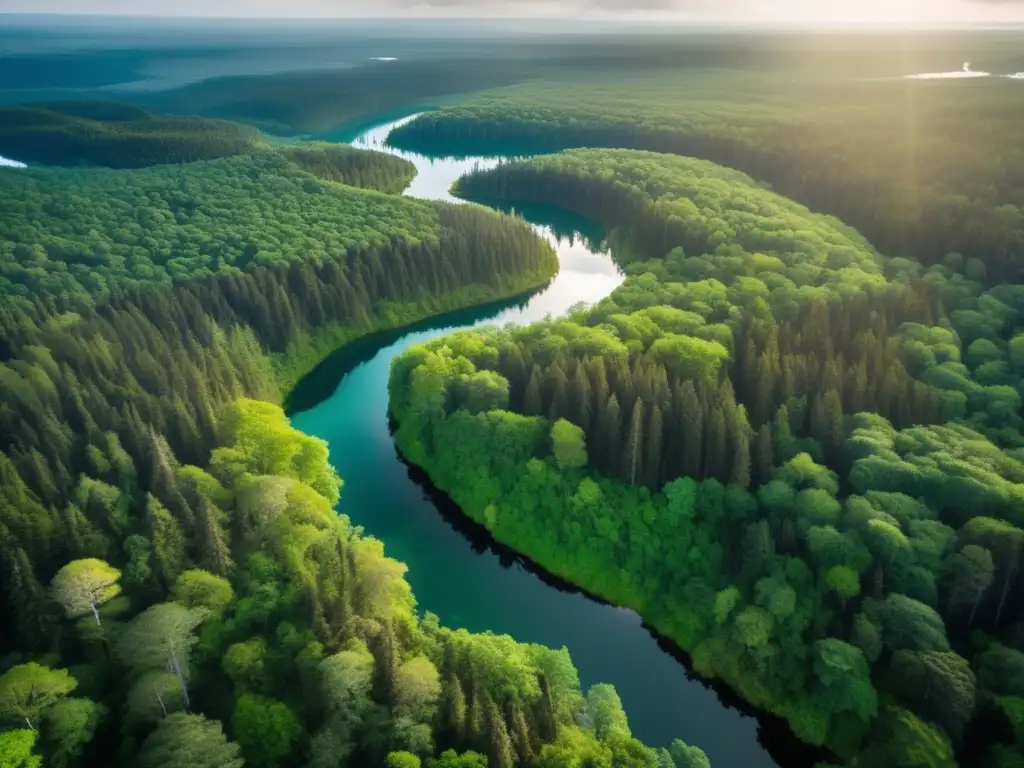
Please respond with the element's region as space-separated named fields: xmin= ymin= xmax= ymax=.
xmin=390 ymin=73 xmax=1024 ymax=283
xmin=0 ymin=102 xmax=418 ymax=191
xmin=0 ymin=102 xmax=263 ymax=168
xmin=0 ymin=140 xmax=542 ymax=321
xmin=0 ymin=105 xmax=704 ymax=767
xmin=6 ymin=27 xmax=1024 ymax=768
xmin=1 ymin=396 xmax=697 ymax=767
xmin=279 ymin=143 xmax=417 ymax=194
xmin=389 ymin=149 xmax=1024 ymax=768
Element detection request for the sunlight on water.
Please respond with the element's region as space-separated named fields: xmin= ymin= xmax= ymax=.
xmin=906 ymin=70 xmax=991 ymax=79
xmin=906 ymin=61 xmax=991 ymax=79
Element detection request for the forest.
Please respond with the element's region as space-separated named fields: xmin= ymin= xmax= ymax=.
xmin=0 ymin=132 xmax=546 ymax=342
xmin=0 ymin=103 xmax=701 ymax=766
xmin=5 ymin=25 xmax=1024 ymax=768
xmin=0 ymin=102 xmax=262 ymax=168
xmin=0 ymin=396 xmax=698 ymax=768
xmin=389 ymin=148 xmax=1024 ymax=768
xmin=389 ymin=72 xmax=1024 ymax=283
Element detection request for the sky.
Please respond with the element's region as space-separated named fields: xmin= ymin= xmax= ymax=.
xmin=3 ymin=0 xmax=1023 ymax=24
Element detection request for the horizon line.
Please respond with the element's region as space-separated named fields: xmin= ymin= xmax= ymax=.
xmin=1 ymin=11 xmax=1023 ymax=29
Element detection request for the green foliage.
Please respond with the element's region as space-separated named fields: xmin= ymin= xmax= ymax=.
xmin=42 ymin=698 xmax=106 ymax=768
xmin=0 ymin=144 xmax=554 ymax=317
xmin=172 ymin=569 xmax=234 ymax=613
xmin=387 ymin=753 xmax=423 ymax=768
xmin=232 ymin=694 xmax=303 ymax=768
xmin=0 ymin=729 xmax=42 ymax=768
xmin=427 ymin=750 xmax=488 ymax=768
xmin=825 ymin=566 xmax=861 ymax=603
xmin=389 ymin=129 xmax=1024 ymax=768
xmin=854 ymin=706 xmax=957 ymax=768
xmin=395 ymin=656 xmax=442 ymax=720
xmin=0 ymin=663 xmax=77 ymax=730
xmin=393 ymin=71 xmax=1024 ymax=282
xmin=669 ymin=740 xmax=711 ymax=768
xmin=585 ymin=684 xmax=631 ymax=741
xmin=136 ymin=713 xmax=244 ymax=768
xmin=811 ymin=639 xmax=877 ymax=722
xmin=890 ymin=651 xmax=976 ymax=743
xmin=867 ymin=595 xmax=950 ymax=653
xmin=0 ymin=102 xmax=259 ymax=168
xmin=49 ymin=558 xmax=121 ymax=626
xmin=551 ymin=419 xmax=588 ymax=471
xmin=8 ymin=35 xmax=1024 ymax=768
xmin=280 ymin=142 xmax=417 ymax=193
xmin=1 ymin=387 xmax=666 ymax=768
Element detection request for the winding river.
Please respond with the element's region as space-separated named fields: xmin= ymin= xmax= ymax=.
xmin=289 ymin=117 xmax=803 ymax=768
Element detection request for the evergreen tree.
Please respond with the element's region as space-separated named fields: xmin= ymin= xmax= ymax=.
xmin=373 ymin=621 xmax=399 ymax=707
xmin=522 ymin=369 xmax=543 ymax=417
xmin=625 ymin=399 xmax=645 ymax=487
xmin=753 ymin=423 xmax=774 ymax=486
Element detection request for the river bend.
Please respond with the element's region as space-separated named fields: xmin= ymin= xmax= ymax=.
xmin=289 ymin=116 xmax=790 ymax=768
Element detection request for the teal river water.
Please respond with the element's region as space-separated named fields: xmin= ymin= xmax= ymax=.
xmin=289 ymin=117 xmax=810 ymax=768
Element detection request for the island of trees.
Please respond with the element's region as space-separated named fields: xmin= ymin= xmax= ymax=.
xmin=389 ymin=148 xmax=1024 ymax=768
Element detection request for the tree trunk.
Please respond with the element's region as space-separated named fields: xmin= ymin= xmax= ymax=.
xmin=995 ymin=544 xmax=1020 ymax=629
xmin=155 ymin=687 xmax=167 ymax=717
xmin=169 ymin=653 xmax=190 ymax=711
xmin=90 ymin=598 xmax=102 ymax=627
xmin=25 ymin=717 xmax=35 ymax=732
xmin=968 ymin=590 xmax=982 ymax=629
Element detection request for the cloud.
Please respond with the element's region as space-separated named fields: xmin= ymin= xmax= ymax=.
xmin=4 ymin=0 xmax=1023 ymax=20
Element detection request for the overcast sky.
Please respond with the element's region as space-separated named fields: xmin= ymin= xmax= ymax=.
xmin=4 ymin=0 xmax=1023 ymax=24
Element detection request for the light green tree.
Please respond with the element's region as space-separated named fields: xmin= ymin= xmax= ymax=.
xmin=172 ymin=569 xmax=234 ymax=613
xmin=0 ymin=729 xmax=42 ymax=768
xmin=0 ymin=663 xmax=76 ymax=731
xmin=136 ymin=713 xmax=243 ymax=768
xmin=552 ymin=419 xmax=588 ymax=471
xmin=395 ymin=656 xmax=441 ymax=720
xmin=585 ymin=684 xmax=630 ymax=742
xmin=116 ymin=603 xmax=203 ymax=711
xmin=50 ymin=558 xmax=121 ymax=626
xmin=387 ymin=752 xmax=422 ymax=768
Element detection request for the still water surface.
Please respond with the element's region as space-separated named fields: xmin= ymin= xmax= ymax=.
xmin=289 ymin=117 xmax=802 ymax=767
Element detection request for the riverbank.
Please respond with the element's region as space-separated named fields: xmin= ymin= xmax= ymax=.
xmin=274 ymin=268 xmax=553 ymax=398
xmin=288 ymin=114 xmax=790 ymax=767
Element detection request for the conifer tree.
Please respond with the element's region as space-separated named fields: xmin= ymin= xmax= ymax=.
xmin=195 ymin=498 xmax=233 ymax=578
xmin=625 ymin=398 xmax=645 ymax=487
xmin=522 ymin=369 xmax=543 ymax=417
xmin=372 ymin=621 xmax=399 ymax=707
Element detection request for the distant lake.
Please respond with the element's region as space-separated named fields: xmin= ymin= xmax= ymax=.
xmin=0 ymin=155 xmax=26 ymax=168
xmin=903 ymin=62 xmax=1024 ymax=80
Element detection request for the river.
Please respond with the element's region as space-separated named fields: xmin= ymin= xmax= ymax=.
xmin=289 ymin=116 xmax=800 ymax=768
